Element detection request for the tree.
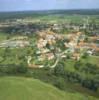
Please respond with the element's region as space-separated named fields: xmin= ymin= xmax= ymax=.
xmin=81 ymin=79 xmax=98 ymax=92
xmin=74 ymin=61 xmax=82 ymax=70
xmin=54 ymin=62 xmax=65 ymax=76
xmin=16 ymin=63 xmax=28 ymax=73
xmin=82 ymin=52 xmax=89 ymax=58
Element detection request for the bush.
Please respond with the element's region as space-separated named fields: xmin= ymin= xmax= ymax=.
xmin=16 ymin=64 xmax=28 ymax=73
xmin=0 ymin=65 xmax=17 ymax=74
xmin=54 ymin=77 xmax=66 ymax=90
xmin=81 ymin=79 xmax=98 ymax=92
xmin=0 ymin=64 xmax=28 ymax=75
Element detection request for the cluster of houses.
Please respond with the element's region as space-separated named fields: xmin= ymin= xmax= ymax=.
xmin=35 ymin=29 xmax=99 ymax=62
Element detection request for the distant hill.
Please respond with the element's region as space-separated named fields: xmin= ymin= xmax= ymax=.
xmin=0 ymin=77 xmax=97 ymax=100
xmin=0 ymin=9 xmax=99 ymax=20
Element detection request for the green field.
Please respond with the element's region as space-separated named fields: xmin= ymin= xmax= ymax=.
xmin=64 ymin=56 xmax=99 ymax=71
xmin=0 ymin=32 xmax=8 ymax=41
xmin=0 ymin=77 xmax=97 ymax=100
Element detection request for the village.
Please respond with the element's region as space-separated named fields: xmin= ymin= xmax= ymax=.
xmin=0 ymin=8 xmax=99 ymax=99
xmin=0 ymin=28 xmax=99 ymax=68
xmin=31 ymin=29 xmax=98 ymax=67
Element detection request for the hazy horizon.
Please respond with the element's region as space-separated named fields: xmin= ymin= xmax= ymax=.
xmin=0 ymin=0 xmax=99 ymax=12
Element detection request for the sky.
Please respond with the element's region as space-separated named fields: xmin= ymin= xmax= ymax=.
xmin=0 ymin=0 xmax=99 ymax=12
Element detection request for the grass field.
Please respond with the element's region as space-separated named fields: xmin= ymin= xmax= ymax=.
xmin=81 ymin=56 xmax=99 ymax=66
xmin=0 ymin=32 xmax=8 ymax=41
xmin=0 ymin=76 xmax=97 ymax=100
xmin=64 ymin=56 xmax=99 ymax=72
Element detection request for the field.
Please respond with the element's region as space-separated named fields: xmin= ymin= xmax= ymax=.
xmin=0 ymin=32 xmax=8 ymax=41
xmin=64 ymin=56 xmax=99 ymax=72
xmin=0 ymin=76 xmax=97 ymax=100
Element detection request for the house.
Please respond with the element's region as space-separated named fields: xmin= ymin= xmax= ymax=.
xmin=11 ymin=36 xmax=28 ymax=40
xmin=87 ymin=50 xmax=93 ymax=55
xmin=41 ymin=48 xmax=50 ymax=54
xmin=46 ymin=53 xmax=55 ymax=60
xmin=37 ymin=38 xmax=47 ymax=48
xmin=72 ymin=53 xmax=80 ymax=61
xmin=38 ymin=55 xmax=46 ymax=61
